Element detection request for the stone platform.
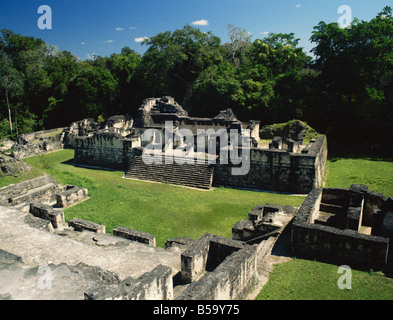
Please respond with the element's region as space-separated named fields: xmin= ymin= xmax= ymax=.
xmin=0 ymin=206 xmax=182 ymax=299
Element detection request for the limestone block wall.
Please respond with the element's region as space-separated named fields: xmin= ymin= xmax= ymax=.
xmin=126 ymin=264 xmax=173 ymax=300
xmin=74 ymin=132 xmax=135 ymax=170
xmin=292 ymin=222 xmax=389 ymax=270
xmin=291 ymin=187 xmax=391 ymax=270
xmin=214 ymin=135 xmax=327 ymax=194
xmin=113 ymin=226 xmax=156 ymax=247
xmin=178 ymin=234 xmax=257 ymax=300
xmin=84 ymin=264 xmax=173 ymax=300
xmin=178 ymin=233 xmax=257 ymax=300
xmin=0 ymin=174 xmax=58 ymax=206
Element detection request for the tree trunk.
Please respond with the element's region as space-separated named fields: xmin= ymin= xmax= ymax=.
xmin=6 ymin=89 xmax=12 ymax=134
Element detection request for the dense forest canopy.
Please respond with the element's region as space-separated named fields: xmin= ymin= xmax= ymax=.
xmin=0 ymin=6 xmax=392 ymax=154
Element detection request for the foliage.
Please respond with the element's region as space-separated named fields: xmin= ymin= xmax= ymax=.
xmin=0 ymin=7 xmax=392 ymax=154
xmin=309 ymin=6 xmax=393 ymax=151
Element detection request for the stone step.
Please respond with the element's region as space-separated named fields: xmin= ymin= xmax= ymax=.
xmin=319 ymin=202 xmax=346 ymax=215
xmin=125 ymin=155 xmax=213 ymax=189
xmin=9 ymin=183 xmax=57 ymax=206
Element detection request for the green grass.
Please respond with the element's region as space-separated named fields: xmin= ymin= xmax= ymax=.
xmin=23 ymin=149 xmax=305 ymax=247
xmin=0 ymin=166 xmax=44 ymax=188
xmin=324 ymin=157 xmax=393 ymax=197
xmin=257 ymin=258 xmax=393 ymax=300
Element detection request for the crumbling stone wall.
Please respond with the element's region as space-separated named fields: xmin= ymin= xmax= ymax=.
xmin=113 ymin=226 xmax=156 ymax=247
xmin=0 ymin=174 xmax=58 ymax=206
xmin=55 ymin=185 xmax=88 ymax=208
xmin=178 ymin=233 xmax=257 ymax=300
xmin=84 ymin=264 xmax=173 ymax=300
xmin=11 ymin=128 xmax=65 ymax=159
xmin=214 ymin=135 xmax=327 ymax=194
xmin=29 ymin=202 xmax=65 ymax=229
xmin=291 ymin=186 xmax=392 ymax=270
xmin=74 ymin=132 xmax=136 ymax=170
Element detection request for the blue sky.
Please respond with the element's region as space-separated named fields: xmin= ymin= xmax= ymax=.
xmin=0 ymin=0 xmax=390 ymax=60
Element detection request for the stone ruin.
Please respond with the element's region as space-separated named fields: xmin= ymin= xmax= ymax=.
xmin=11 ymin=128 xmax=65 ymax=159
xmin=60 ymin=96 xmax=327 ymax=194
xmin=1 ymin=169 xmax=393 ymax=299
xmin=2 ymin=96 xmax=328 ymax=194
xmin=0 ymin=183 xmax=293 ymax=300
xmin=0 ymin=174 xmax=88 ymax=211
xmin=291 ymin=185 xmax=393 ymax=270
xmin=8 ymin=96 xmax=393 ymax=300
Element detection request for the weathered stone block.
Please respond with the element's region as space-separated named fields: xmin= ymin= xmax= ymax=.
xmin=56 ymin=185 xmax=88 ymax=208
xmin=29 ymin=202 xmax=64 ymax=229
xmin=113 ymin=226 xmax=156 ymax=247
xmin=68 ymin=218 xmax=105 ymax=234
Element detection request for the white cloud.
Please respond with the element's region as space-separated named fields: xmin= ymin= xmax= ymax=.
xmin=105 ymin=40 xmax=115 ymax=43
xmin=261 ymin=31 xmax=269 ymax=35
xmin=81 ymin=42 xmax=85 ymax=45
xmin=135 ymin=36 xmax=149 ymax=42
xmin=86 ymin=53 xmax=94 ymax=60
xmin=191 ymin=19 xmax=209 ymax=26
xmin=115 ymin=27 xmax=125 ymax=31
xmin=296 ymin=4 xmax=301 ymax=8
xmin=129 ymin=27 xmax=137 ymax=30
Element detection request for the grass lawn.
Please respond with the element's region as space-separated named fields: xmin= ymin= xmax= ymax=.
xmin=257 ymin=258 xmax=393 ymax=300
xmin=324 ymin=157 xmax=393 ymax=197
xmin=0 ymin=166 xmax=43 ymax=188
xmin=23 ymin=149 xmax=305 ymax=247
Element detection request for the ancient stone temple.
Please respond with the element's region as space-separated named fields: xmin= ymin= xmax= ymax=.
xmin=62 ymin=96 xmax=327 ymax=194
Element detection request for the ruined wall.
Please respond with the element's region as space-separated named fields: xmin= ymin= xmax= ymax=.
xmin=74 ymin=132 xmax=136 ymax=170
xmin=178 ymin=233 xmax=257 ymax=300
xmin=11 ymin=128 xmax=65 ymax=159
xmin=84 ymin=264 xmax=173 ymax=300
xmin=291 ymin=187 xmax=390 ymax=270
xmin=292 ymin=222 xmax=389 ymax=270
xmin=0 ymin=174 xmax=58 ymax=206
xmin=214 ymin=135 xmax=327 ymax=194
xmin=178 ymin=236 xmax=257 ymax=300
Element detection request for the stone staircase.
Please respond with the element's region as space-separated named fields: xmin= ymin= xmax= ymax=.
xmin=0 ymin=174 xmax=58 ymax=207
xmin=125 ymin=155 xmax=214 ymax=190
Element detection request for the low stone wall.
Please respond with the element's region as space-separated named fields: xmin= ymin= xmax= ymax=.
xmin=68 ymin=218 xmax=105 ymax=234
xmin=177 ymin=236 xmax=257 ymax=300
xmin=291 ymin=187 xmax=391 ymax=270
xmin=29 ymin=202 xmax=64 ymax=229
xmin=84 ymin=264 xmax=173 ymax=300
xmin=113 ymin=226 xmax=156 ymax=247
xmin=178 ymin=233 xmax=257 ymax=300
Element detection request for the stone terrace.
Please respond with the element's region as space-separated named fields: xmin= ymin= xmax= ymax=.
xmin=0 ymin=206 xmax=181 ymax=299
